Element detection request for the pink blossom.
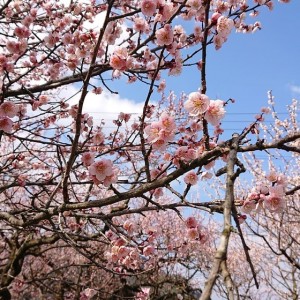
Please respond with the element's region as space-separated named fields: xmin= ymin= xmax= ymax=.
xmin=242 ymin=199 xmax=256 ymax=214
xmin=144 ymin=121 xmax=162 ymax=143
xmin=0 ymin=101 xmax=18 ymax=118
xmin=187 ymin=228 xmax=199 ymax=240
xmin=6 ymin=39 xmax=27 ymax=54
xmin=93 ymin=130 xmax=105 ymax=145
xmin=140 ymin=0 xmax=157 ymax=16
xmin=82 ymin=152 xmax=95 ymax=167
xmin=14 ymin=26 xmax=31 ymax=38
xmin=80 ymin=288 xmax=97 ymax=300
xmin=160 ymin=112 xmax=176 ymax=131
xmin=184 ymin=92 xmax=210 ymax=116
xmin=217 ymin=16 xmax=234 ymax=37
xmin=109 ymin=47 xmax=129 ymax=71
xmin=38 ymin=95 xmax=49 ymax=105
xmin=133 ymin=17 xmax=150 ymax=33
xmin=237 ymin=215 xmax=247 ymax=224
xmin=118 ymin=112 xmax=131 ymax=122
xmin=123 ymin=220 xmax=135 ymax=233
xmin=89 ymin=159 xmax=114 ymax=182
xmin=264 ymin=185 xmax=285 ymax=212
xmin=185 ymin=216 xmax=198 ymax=228
xmin=205 ymin=100 xmax=226 ymax=126
xmin=184 ymin=171 xmax=198 ymax=185
xmin=143 ymin=245 xmax=155 ymax=256
xmin=155 ymin=24 xmax=174 ymax=46
xmin=152 ymin=139 xmax=168 ymax=150
xmin=153 ymin=187 xmax=163 ymax=199
xmin=103 ymin=168 xmax=118 ymax=187
xmin=0 ymin=117 xmax=13 ymax=133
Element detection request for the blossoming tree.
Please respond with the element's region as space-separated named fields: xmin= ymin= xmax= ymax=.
xmin=0 ymin=0 xmax=298 ymax=299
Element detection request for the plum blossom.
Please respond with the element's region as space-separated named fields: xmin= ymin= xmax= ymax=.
xmin=143 ymin=245 xmax=155 ymax=256
xmin=144 ymin=112 xmax=176 ymax=149
xmin=0 ymin=101 xmax=18 ymax=118
xmin=81 ymin=152 xmax=95 ymax=167
xmin=242 ymin=199 xmax=257 ymax=214
xmin=155 ymin=24 xmax=174 ymax=46
xmin=89 ymin=159 xmax=114 ymax=182
xmin=110 ymin=47 xmax=132 ymax=71
xmin=217 ymin=16 xmax=234 ymax=37
xmin=264 ymin=185 xmax=286 ymax=212
xmin=140 ymin=0 xmax=157 ymax=16
xmin=14 ymin=26 xmax=31 ymax=38
xmin=205 ymin=100 xmax=226 ymax=126
xmin=0 ymin=117 xmax=13 ymax=133
xmin=184 ymin=92 xmax=210 ymax=116
xmin=185 ymin=216 xmax=198 ymax=228
xmin=184 ymin=171 xmax=198 ymax=185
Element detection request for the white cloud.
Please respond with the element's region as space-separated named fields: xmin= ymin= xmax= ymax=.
xmin=83 ymin=90 xmax=144 ymax=127
xmin=289 ymin=84 xmax=300 ymax=94
xmin=60 ymin=84 xmax=144 ymax=129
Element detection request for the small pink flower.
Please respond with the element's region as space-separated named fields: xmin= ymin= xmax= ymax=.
xmin=123 ymin=220 xmax=135 ymax=233
xmin=185 ymin=216 xmax=198 ymax=228
xmin=184 ymin=92 xmax=210 ymax=116
xmin=205 ymin=100 xmax=226 ymax=126
xmin=82 ymin=152 xmax=95 ymax=167
xmin=109 ymin=47 xmax=129 ymax=71
xmin=14 ymin=26 xmax=31 ymax=38
xmin=0 ymin=117 xmax=13 ymax=133
xmin=0 ymin=101 xmax=18 ymax=118
xmin=155 ymin=24 xmax=174 ymax=46
xmin=143 ymin=245 xmax=155 ymax=256
xmin=184 ymin=171 xmax=198 ymax=185
xmin=89 ymin=159 xmax=114 ymax=181
xmin=118 ymin=112 xmax=131 ymax=122
xmin=140 ymin=0 xmax=157 ymax=16
xmin=217 ymin=16 xmax=234 ymax=37
xmin=93 ymin=130 xmax=105 ymax=145
xmin=187 ymin=228 xmax=199 ymax=240
xmin=38 ymin=95 xmax=49 ymax=105
xmin=238 ymin=215 xmax=247 ymax=224
xmin=264 ymin=185 xmax=285 ymax=212
xmin=242 ymin=199 xmax=256 ymax=214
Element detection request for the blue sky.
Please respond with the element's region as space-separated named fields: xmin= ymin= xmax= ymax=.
xmin=102 ymin=1 xmax=300 ymax=136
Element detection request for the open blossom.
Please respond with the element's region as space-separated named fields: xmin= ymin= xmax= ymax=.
xmin=155 ymin=24 xmax=174 ymax=46
xmin=145 ymin=112 xmax=176 ymax=147
xmin=109 ymin=47 xmax=130 ymax=71
xmin=184 ymin=92 xmax=210 ymax=116
xmin=184 ymin=171 xmax=198 ymax=185
xmin=205 ymin=100 xmax=225 ymax=126
xmin=185 ymin=216 xmax=198 ymax=228
xmin=89 ymin=159 xmax=114 ymax=182
xmin=264 ymin=185 xmax=285 ymax=212
xmin=6 ymin=39 xmax=27 ymax=54
xmin=217 ymin=16 xmax=234 ymax=37
xmin=81 ymin=152 xmax=95 ymax=167
xmin=93 ymin=130 xmax=105 ymax=145
xmin=143 ymin=245 xmax=155 ymax=256
xmin=0 ymin=101 xmax=18 ymax=118
xmin=0 ymin=117 xmax=13 ymax=133
xmin=242 ymin=199 xmax=257 ymax=214
xmin=140 ymin=0 xmax=157 ymax=16
xmin=14 ymin=26 xmax=31 ymax=38
xmin=133 ymin=17 xmax=150 ymax=33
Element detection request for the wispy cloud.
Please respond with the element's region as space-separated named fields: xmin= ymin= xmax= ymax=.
xmin=289 ymin=84 xmax=300 ymax=94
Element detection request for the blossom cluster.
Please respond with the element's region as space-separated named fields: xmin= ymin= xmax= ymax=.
xmin=184 ymin=91 xmax=226 ymax=126
xmin=144 ymin=112 xmax=176 ymax=150
xmin=242 ymin=171 xmax=287 ymax=215
xmin=0 ymin=101 xmax=19 ymax=133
